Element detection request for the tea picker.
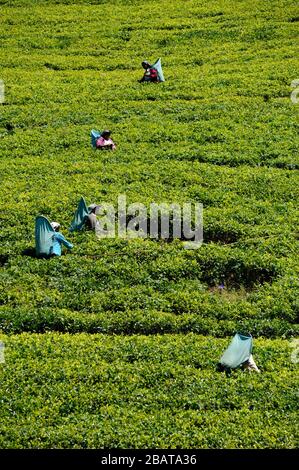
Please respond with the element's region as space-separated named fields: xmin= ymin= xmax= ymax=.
xmin=90 ymin=129 xmax=116 ymax=150
xmin=139 ymin=58 xmax=165 ymax=83
xmin=218 ymin=333 xmax=261 ymax=373
xmin=35 ymin=216 xmax=73 ymax=257
xmin=69 ymin=196 xmax=101 ymax=232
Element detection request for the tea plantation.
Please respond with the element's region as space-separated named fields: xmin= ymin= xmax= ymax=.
xmin=0 ymin=0 xmax=298 ymax=448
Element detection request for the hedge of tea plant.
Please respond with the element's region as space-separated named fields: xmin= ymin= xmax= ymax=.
xmin=0 ymin=0 xmax=298 ymax=448
xmin=0 ymin=333 xmax=298 ymax=448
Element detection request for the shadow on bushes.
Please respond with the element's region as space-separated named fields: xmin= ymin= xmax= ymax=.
xmin=0 ymin=254 xmax=9 ymax=266
xmin=201 ymin=263 xmax=279 ymax=290
xmin=22 ymin=247 xmax=53 ymax=259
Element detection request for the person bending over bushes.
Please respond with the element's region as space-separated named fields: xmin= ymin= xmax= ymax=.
xmin=50 ymin=222 xmax=73 ymax=256
xmin=96 ymin=130 xmax=116 ymax=150
xmin=35 ymin=216 xmax=74 ymax=258
xmin=139 ymin=60 xmax=159 ymax=83
xmin=217 ymin=333 xmax=261 ymax=374
xmin=69 ymin=198 xmax=101 ymax=232
xmin=86 ymin=203 xmax=100 ymax=230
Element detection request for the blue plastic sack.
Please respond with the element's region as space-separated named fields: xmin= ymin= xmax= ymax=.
xmin=152 ymin=58 xmax=165 ymax=82
xmin=69 ymin=196 xmax=89 ymax=232
xmin=35 ymin=216 xmax=55 ymax=256
xmin=91 ymin=129 xmax=101 ymax=148
xmin=219 ymin=333 xmax=253 ymax=369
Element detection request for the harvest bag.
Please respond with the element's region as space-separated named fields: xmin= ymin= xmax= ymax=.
xmin=219 ymin=333 xmax=253 ymax=369
xmin=35 ymin=216 xmax=55 ymax=256
xmin=69 ymin=196 xmax=89 ymax=232
xmin=91 ymin=129 xmax=101 ymax=148
xmin=152 ymin=58 xmax=165 ymax=82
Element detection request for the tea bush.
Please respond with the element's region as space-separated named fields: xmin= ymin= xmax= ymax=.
xmin=0 ymin=333 xmax=298 ymax=448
